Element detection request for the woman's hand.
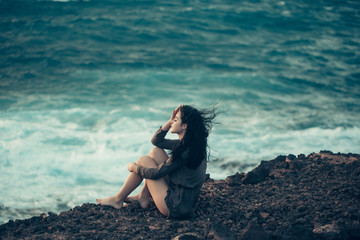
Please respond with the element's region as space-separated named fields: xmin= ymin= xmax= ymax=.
xmin=162 ymin=105 xmax=183 ymax=131
xmin=128 ymin=162 xmax=138 ymax=173
xmin=170 ymin=105 xmax=182 ymax=121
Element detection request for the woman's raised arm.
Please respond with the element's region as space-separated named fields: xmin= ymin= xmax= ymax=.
xmin=161 ymin=105 xmax=183 ymax=131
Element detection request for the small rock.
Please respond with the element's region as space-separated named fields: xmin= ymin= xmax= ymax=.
xmin=148 ymin=225 xmax=161 ymax=231
xmin=239 ymin=221 xmax=270 ymax=240
xmin=260 ymin=212 xmax=269 ymax=219
xmin=172 ymin=233 xmax=202 ymax=240
xmin=313 ymin=223 xmax=340 ymax=234
xmin=226 ymin=172 xmax=244 ymax=186
xmin=298 ymin=154 xmax=306 ymax=159
xmin=207 ymin=222 xmax=236 ymax=240
xmin=286 ymin=154 xmax=296 ymax=162
xmin=242 ymin=172 xmax=261 ymax=184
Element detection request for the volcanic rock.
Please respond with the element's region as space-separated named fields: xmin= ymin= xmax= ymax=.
xmin=1 ymin=151 xmax=359 ymax=239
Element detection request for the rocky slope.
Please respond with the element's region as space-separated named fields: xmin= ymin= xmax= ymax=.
xmin=1 ymin=151 xmax=359 ymax=239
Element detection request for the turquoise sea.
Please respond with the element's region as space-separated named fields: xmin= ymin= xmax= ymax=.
xmin=1 ymin=0 xmax=360 ymax=223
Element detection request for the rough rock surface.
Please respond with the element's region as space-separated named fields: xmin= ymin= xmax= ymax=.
xmin=1 ymin=151 xmax=360 ymax=239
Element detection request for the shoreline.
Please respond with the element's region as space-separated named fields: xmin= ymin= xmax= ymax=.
xmin=1 ymin=151 xmax=359 ymax=239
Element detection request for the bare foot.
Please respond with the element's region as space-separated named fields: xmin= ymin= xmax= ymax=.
xmin=124 ymin=195 xmax=150 ymax=209
xmin=96 ymin=196 xmax=123 ymax=209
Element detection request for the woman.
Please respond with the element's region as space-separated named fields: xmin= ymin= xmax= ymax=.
xmin=96 ymin=105 xmax=217 ymax=218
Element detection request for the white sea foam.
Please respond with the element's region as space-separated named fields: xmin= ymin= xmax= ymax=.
xmin=1 ymin=107 xmax=152 ymax=222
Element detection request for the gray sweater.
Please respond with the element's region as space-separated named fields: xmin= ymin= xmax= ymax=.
xmin=137 ymin=128 xmax=207 ymax=218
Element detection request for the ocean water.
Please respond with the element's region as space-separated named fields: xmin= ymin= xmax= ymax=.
xmin=1 ymin=0 xmax=360 ymax=223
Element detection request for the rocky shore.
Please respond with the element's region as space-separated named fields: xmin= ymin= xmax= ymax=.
xmin=1 ymin=151 xmax=359 ymax=239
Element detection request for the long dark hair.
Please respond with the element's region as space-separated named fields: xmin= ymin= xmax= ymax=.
xmin=172 ymin=105 xmax=218 ymax=169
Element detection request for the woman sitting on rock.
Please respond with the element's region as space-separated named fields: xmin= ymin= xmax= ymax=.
xmin=96 ymin=105 xmax=217 ymax=218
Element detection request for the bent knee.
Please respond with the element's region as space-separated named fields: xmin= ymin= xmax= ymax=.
xmin=148 ymin=147 xmax=168 ymax=163
xmin=136 ymin=156 xmax=157 ymax=167
xmin=136 ymin=156 xmax=150 ymax=165
xmin=148 ymin=147 xmax=166 ymax=156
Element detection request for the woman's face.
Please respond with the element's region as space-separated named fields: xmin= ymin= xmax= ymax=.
xmin=170 ymin=111 xmax=186 ymax=134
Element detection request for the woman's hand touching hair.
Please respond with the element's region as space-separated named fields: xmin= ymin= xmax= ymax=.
xmin=162 ymin=105 xmax=184 ymax=131
xmin=170 ymin=105 xmax=183 ymax=122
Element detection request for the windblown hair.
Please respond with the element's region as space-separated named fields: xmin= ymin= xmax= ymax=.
xmin=172 ymin=105 xmax=218 ymax=169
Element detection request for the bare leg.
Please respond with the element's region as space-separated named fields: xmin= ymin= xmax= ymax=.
xmin=125 ymin=147 xmax=169 ymax=208
xmin=135 ymin=156 xmax=170 ymax=216
xmin=96 ymin=171 xmax=143 ymax=209
xmin=97 ymin=147 xmax=170 ymax=216
xmin=124 ymin=181 xmax=151 ymax=208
